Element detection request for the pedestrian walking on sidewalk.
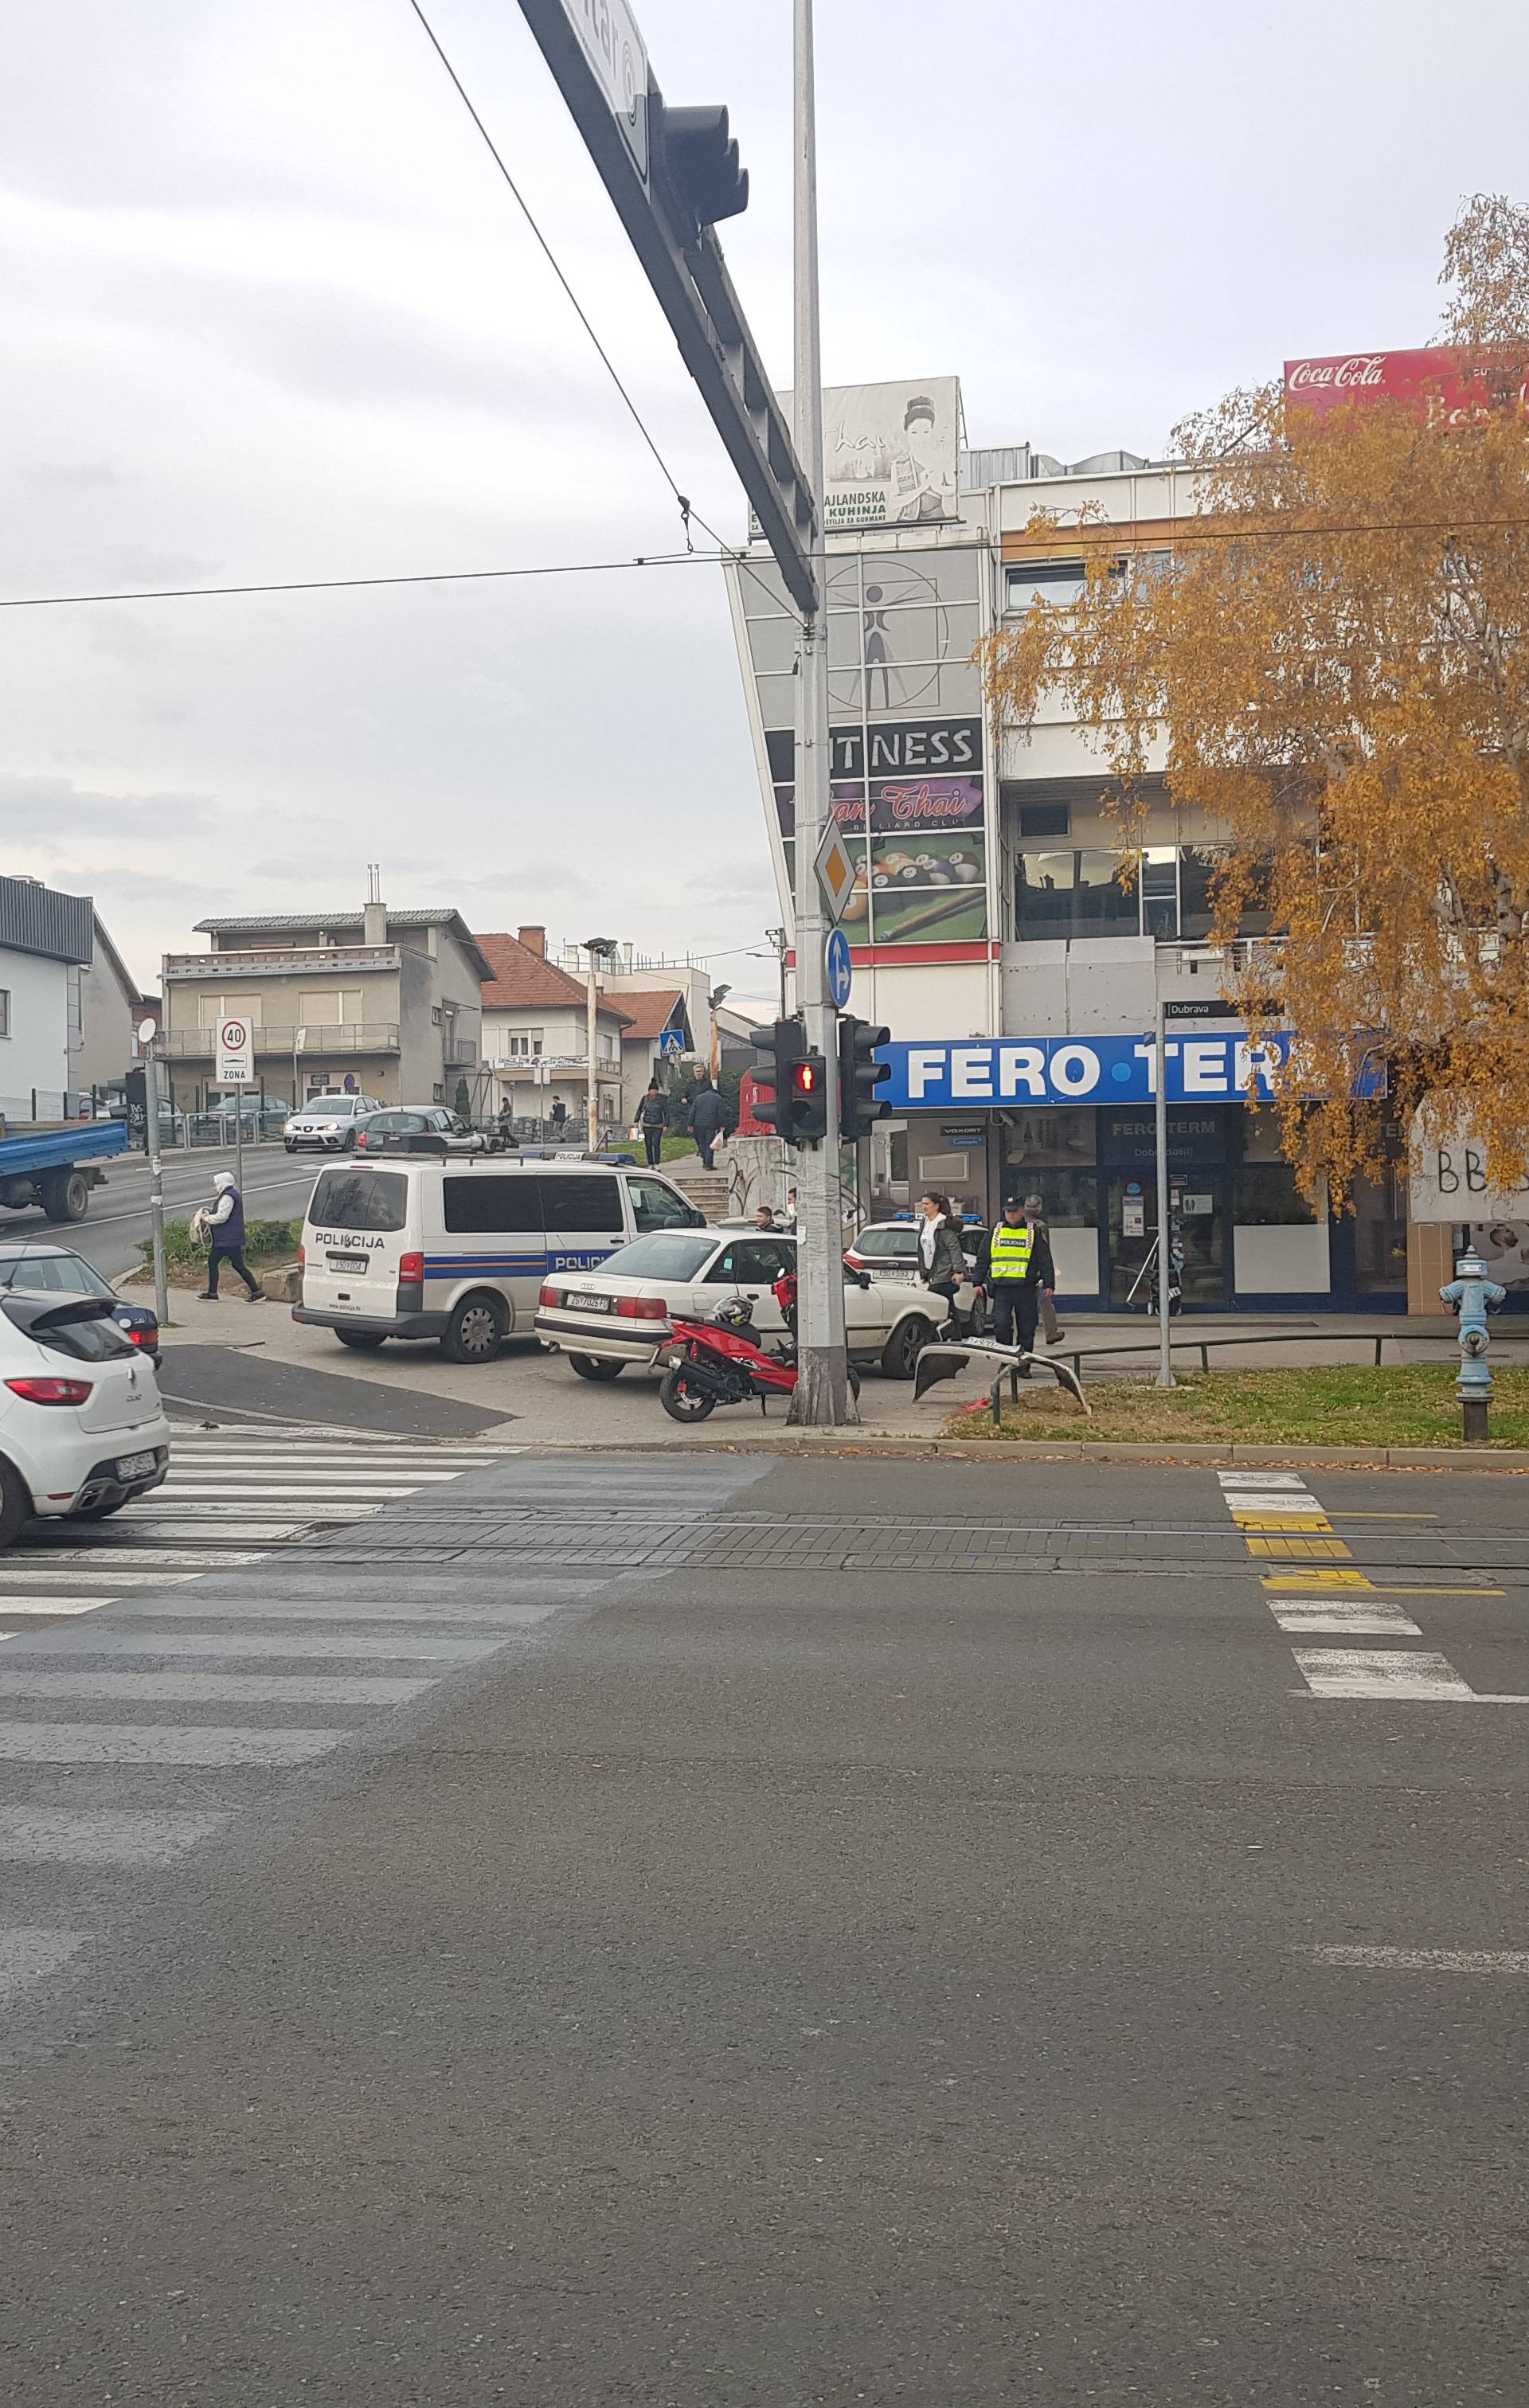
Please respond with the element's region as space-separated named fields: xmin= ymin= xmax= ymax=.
xmin=915 ymin=1190 xmax=968 ymax=1331
xmin=197 ymin=1170 xmax=264 ymax=1304
xmin=638 ymin=1077 xmax=668 ymax=1168
xmin=1023 ymin=1190 xmax=1066 ymax=1345
xmin=977 ymin=1197 xmax=1054 ymax=1371
xmin=687 ymin=1076 xmax=729 ymax=1171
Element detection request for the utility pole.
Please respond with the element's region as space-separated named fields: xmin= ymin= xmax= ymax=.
xmin=788 ymin=0 xmax=848 ymax=1423
xmin=139 ymin=1019 xmax=169 ymax=1329
xmin=1154 ymin=988 xmax=1175 ymax=1390
xmin=582 ymin=936 xmax=617 ymax=1147
xmin=766 ymin=926 xmax=788 ymax=1019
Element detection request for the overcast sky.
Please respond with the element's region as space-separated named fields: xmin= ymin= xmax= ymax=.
xmin=3 ymin=0 xmax=1527 ymax=1014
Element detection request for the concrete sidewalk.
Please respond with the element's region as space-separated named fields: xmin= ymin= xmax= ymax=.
xmin=147 ymin=1296 xmax=1529 ymax=1453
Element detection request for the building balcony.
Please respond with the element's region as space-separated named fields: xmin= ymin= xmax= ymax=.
xmin=162 ymin=1022 xmax=401 ymax=1061
xmin=163 ymin=945 xmax=401 ymax=979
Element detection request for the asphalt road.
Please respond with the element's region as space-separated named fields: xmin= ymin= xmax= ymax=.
xmin=0 ymin=1451 xmax=1526 ymax=2405
xmin=0 ymin=1140 xmax=323 ymax=1280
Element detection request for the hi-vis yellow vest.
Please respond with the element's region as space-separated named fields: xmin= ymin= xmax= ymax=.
xmin=987 ymin=1222 xmax=1035 ymax=1283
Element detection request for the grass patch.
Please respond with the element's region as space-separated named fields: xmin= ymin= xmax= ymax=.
xmin=659 ymin=1133 xmax=698 ymax=1163
xmin=131 ymin=1217 xmax=300 ymax=1291
xmin=944 ymin=1362 xmax=1529 ymax=1449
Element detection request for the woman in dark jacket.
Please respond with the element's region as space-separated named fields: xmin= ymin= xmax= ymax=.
xmin=915 ymin=1190 xmax=968 ymax=1323
xmin=637 ymin=1078 xmax=668 ymax=1167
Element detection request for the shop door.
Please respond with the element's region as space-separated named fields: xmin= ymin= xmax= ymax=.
xmin=1106 ymin=1175 xmax=1227 ymax=1308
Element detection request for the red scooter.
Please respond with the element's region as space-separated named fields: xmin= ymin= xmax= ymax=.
xmin=659 ymin=1269 xmax=862 ymax=1423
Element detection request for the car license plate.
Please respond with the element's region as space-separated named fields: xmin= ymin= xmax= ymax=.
xmin=564 ymin=1291 xmax=612 ymax=1313
xmin=328 ymin=1252 xmax=370 ymax=1272
xmin=115 ymin=1449 xmax=157 ymax=1480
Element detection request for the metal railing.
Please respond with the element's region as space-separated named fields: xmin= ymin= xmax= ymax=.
xmin=161 ymin=1022 xmax=401 ymax=1059
xmin=163 ymin=946 xmax=401 ymax=977
xmin=1054 ymin=1326 xmax=1518 ymax=1381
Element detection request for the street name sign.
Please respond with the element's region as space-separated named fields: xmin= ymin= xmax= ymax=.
xmin=557 ymin=0 xmax=649 ymax=180
xmin=216 ymin=1014 xmax=254 ymax=1086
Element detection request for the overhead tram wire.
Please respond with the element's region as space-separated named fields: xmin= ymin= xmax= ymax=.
xmin=402 ymin=0 xmax=789 ymax=619
xmin=0 ymin=551 xmax=721 ymax=612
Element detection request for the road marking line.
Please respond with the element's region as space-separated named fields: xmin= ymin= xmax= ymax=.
xmin=1326 ymin=1512 xmax=1439 ymax=1521
xmin=1218 ymin=1472 xmax=1311 ymax=1487
xmin=14 ymin=1631 xmax=499 ymax=1662
xmin=0 ymin=1670 xmax=433 ymax=1706
xmin=1292 ymin=1647 xmax=1475 ymax=1700
xmin=0 ymin=1597 xmax=137 ymax=1616
xmin=0 ymin=1570 xmax=198 ymax=1586
xmin=1261 ymin=1568 xmax=1377 ymax=1589
xmin=1231 ymin=1513 xmax=1333 ymax=1531
xmin=0 ymin=1808 xmax=230 ymax=1866
xmin=6 ymin=1550 xmax=271 ymax=1567
xmin=1300 ymin=1946 xmax=1529 ymax=1972
xmin=1245 ymin=1535 xmax=1353 ymax=1558
xmin=1269 ymin=1599 xmax=1422 ymax=1636
xmin=0 ymin=1927 xmax=85 ymax=2003
xmin=0 ymin=1722 xmax=347 ymax=1765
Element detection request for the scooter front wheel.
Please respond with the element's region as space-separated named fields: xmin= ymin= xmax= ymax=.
xmin=659 ymin=1364 xmax=716 ymax=1423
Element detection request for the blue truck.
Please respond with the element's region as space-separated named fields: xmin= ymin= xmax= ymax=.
xmin=0 ymin=1121 xmax=130 ymax=1222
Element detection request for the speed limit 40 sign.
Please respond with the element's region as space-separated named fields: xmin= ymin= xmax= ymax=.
xmin=217 ymin=1015 xmax=255 ymax=1085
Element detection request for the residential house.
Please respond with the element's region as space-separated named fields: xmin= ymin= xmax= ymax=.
xmin=0 ymin=873 xmax=96 ymax=1123
xmin=160 ymin=896 xmax=491 ymax=1112
xmin=77 ymin=913 xmax=150 ymax=1097
xmin=608 ymin=987 xmax=694 ymax=1121
xmin=478 ymin=928 xmax=629 ymax=1130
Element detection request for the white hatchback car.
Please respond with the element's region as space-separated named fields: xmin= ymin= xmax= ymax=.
xmin=535 ymin=1227 xmax=952 ymax=1381
xmin=284 ymin=1093 xmax=383 ymax=1154
xmin=0 ymin=1291 xmax=170 ymax=1550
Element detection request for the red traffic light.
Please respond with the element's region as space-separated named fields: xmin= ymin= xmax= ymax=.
xmin=790 ymin=1061 xmax=819 ymax=1096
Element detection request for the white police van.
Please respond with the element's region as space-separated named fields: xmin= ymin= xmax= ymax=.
xmin=294 ymin=1155 xmax=706 ymax=1363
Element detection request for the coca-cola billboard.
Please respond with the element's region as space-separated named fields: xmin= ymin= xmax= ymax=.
xmin=1284 ymin=345 xmax=1527 ymax=424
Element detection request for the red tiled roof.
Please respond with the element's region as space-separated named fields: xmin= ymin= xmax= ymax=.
xmin=477 ymin=933 xmax=632 ymax=1023
xmin=609 ymin=987 xmax=689 ymax=1042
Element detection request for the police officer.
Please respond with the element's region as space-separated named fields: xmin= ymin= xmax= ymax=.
xmin=980 ymin=1197 xmax=1054 ymax=1371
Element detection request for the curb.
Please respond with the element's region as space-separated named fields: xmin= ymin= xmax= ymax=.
xmin=518 ymin=1433 xmax=1529 ymax=1472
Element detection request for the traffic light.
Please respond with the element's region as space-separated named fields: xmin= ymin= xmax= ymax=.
xmin=837 ymin=1016 xmax=892 ymax=1142
xmin=659 ymin=103 xmax=749 ymax=230
xmin=749 ymin=1017 xmax=827 ymax=1146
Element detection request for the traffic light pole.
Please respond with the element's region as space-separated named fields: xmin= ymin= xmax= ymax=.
xmin=788 ymin=0 xmax=849 ymax=1426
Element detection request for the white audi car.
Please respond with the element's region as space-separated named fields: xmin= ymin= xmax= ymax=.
xmin=0 ymin=1291 xmax=170 ymax=1550
xmin=534 ymin=1226 xmax=951 ymax=1381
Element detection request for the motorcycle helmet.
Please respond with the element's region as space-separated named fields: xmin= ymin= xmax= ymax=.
xmin=711 ymin=1296 xmax=755 ymax=1331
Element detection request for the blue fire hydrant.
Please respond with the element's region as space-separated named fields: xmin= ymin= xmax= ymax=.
xmin=1440 ymin=1247 xmax=1507 ymax=1444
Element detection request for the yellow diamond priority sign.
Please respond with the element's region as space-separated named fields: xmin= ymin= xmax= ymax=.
xmin=814 ymin=822 xmax=858 ymax=923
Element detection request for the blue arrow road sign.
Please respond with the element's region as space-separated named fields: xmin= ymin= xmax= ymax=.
xmin=825 ymin=925 xmax=852 ymax=1010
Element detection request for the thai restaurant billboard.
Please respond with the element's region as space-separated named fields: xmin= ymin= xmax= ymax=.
xmin=1284 ymin=345 xmax=1529 ymax=424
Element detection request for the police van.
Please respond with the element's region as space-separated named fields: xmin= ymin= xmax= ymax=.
xmin=294 ymin=1153 xmax=706 ymax=1363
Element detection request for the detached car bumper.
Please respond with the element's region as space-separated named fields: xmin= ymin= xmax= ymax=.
xmin=291 ymin=1305 xmax=448 ymax=1340
xmin=534 ymin=1308 xmax=670 ymax=1365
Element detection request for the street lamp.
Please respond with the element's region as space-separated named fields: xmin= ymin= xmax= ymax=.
xmin=707 ymin=983 xmax=730 ymax=1081
xmin=581 ymin=936 xmax=619 ymax=1146
xmin=137 ymin=1015 xmax=169 ymax=1328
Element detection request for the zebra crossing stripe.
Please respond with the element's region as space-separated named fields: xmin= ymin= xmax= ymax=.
xmin=1292 ymin=1649 xmax=1476 ymax=1701
xmin=0 ymin=1927 xmax=85 ymax=2003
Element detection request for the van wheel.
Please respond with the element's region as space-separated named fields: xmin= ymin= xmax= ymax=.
xmin=335 ymin=1330 xmax=387 ymax=1351
xmin=0 ymin=1459 xmax=29 ymax=1552
xmin=41 ymin=1171 xmax=91 ymax=1223
xmin=881 ymin=1315 xmax=938 ymax=1381
xmin=440 ymin=1292 xmax=506 ymax=1365
xmin=569 ymin=1354 xmax=624 ymax=1382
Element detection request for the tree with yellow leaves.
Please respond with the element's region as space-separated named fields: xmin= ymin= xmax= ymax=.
xmin=980 ymin=194 xmax=1529 ymax=1200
